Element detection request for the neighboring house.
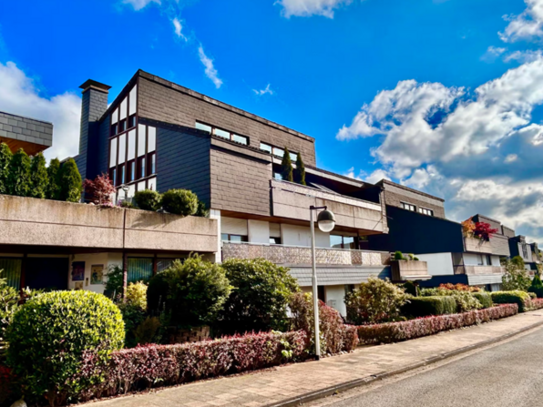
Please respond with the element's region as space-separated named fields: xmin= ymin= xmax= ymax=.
xmin=73 ymin=71 xmax=401 ymax=316
xmin=0 ymin=109 xmax=219 ymax=294
xmin=508 ymin=235 xmax=541 ymax=273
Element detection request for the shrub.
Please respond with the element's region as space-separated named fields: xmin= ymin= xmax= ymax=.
xmin=280 ymin=147 xmax=293 ymax=182
xmin=133 ymin=317 xmax=161 ymax=346
xmin=502 ymin=258 xmax=531 ymax=291
xmin=394 ymin=251 xmax=405 ymax=260
xmin=290 ymin=292 xmax=358 ymax=355
xmin=491 ymin=291 xmax=531 ymax=312
xmin=104 ymin=265 xmax=124 ymax=299
xmin=6 ymin=148 xmax=31 ymax=197
xmin=357 ymin=304 xmax=518 ymax=345
xmin=421 ymin=288 xmax=482 ymax=312
xmin=402 ymin=296 xmax=457 ymax=317
xmin=0 ymin=271 xmax=20 ymax=342
xmin=47 ymin=158 xmax=62 ymax=200
xmin=6 ymin=291 xmax=124 ymax=406
xmin=158 ymin=255 xmax=232 ymax=328
xmin=529 ymin=273 xmax=543 ymax=298
xmin=218 ymin=258 xmax=299 ymax=335
xmin=83 ymin=173 xmax=116 ymax=206
xmin=74 ymin=331 xmax=307 ymax=402
xmin=294 ymin=153 xmax=306 ymax=185
xmin=147 ymin=271 xmax=169 ymax=315
xmin=528 ymin=292 xmax=537 ymax=299
xmin=0 ymin=142 xmax=12 ymax=195
xmin=473 ymin=292 xmax=493 ymax=309
xmin=345 ymin=277 xmax=408 ymax=324
xmin=29 ymin=152 xmax=49 ymax=199
xmin=474 ymin=222 xmax=499 ymax=240
xmin=134 ymin=189 xmax=162 ymax=211
xmin=0 ymin=364 xmax=18 ymax=406
xmin=161 ymin=189 xmax=198 ymax=216
xmin=126 ymin=282 xmax=147 ymax=311
xmin=438 ymin=283 xmax=480 ymax=292
xmin=58 ymin=158 xmax=82 ymax=202
xmin=195 ymin=200 xmax=209 ymax=217
xmin=526 ymin=298 xmax=543 ymax=311
xmin=402 ymin=281 xmax=419 ymax=297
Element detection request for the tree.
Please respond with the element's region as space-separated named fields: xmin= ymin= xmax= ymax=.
xmin=0 ymin=143 xmax=12 ymax=194
xmin=280 ymin=147 xmax=293 ymax=182
xmin=29 ymin=152 xmax=49 ymax=199
xmin=47 ymin=158 xmax=61 ymax=200
xmin=58 ymin=158 xmax=82 ymax=202
xmin=294 ymin=153 xmax=306 ymax=185
xmin=83 ymin=173 xmax=116 ymax=205
xmin=529 ymin=271 xmax=543 ymax=298
xmin=502 ymin=258 xmax=531 ymax=291
xmin=511 ymin=255 xmax=525 ymax=269
xmin=6 ymin=148 xmax=31 ymax=197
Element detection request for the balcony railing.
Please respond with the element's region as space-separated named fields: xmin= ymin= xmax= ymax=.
xmin=464 ymin=237 xmax=493 ymax=254
xmin=222 ymin=242 xmax=387 ymax=266
xmin=456 ymin=265 xmax=504 ymax=275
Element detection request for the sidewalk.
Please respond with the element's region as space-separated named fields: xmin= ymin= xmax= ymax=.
xmin=85 ymin=311 xmax=543 ymax=407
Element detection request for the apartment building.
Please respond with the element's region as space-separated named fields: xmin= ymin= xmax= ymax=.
xmin=0 ymin=111 xmax=218 ymax=294
xmin=73 ymin=71 xmax=403 ymax=316
xmin=508 ymin=235 xmax=542 ymax=272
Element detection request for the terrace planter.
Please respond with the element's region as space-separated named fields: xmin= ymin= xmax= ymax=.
xmin=390 ymin=260 xmax=431 ymax=282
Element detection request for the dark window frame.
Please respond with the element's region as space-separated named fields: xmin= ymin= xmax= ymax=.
xmin=195 ymin=121 xmax=249 ymax=145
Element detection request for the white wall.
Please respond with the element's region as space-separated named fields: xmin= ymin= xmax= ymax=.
xmin=415 ymin=253 xmax=454 ymax=276
xmin=325 ymin=285 xmax=347 ymax=317
xmin=281 ymin=224 xmax=330 ymax=248
xmin=69 ymin=253 xmax=122 ymax=294
xmin=248 ymin=220 xmax=270 ymax=244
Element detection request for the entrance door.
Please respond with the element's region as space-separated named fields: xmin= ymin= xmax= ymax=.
xmin=25 ymin=258 xmax=69 ymax=291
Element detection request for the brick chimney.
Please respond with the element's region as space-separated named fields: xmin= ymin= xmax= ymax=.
xmin=77 ymin=79 xmax=111 ymax=182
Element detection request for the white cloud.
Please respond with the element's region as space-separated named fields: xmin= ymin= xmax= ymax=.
xmin=276 ymin=0 xmax=353 ymax=18
xmin=122 ymin=0 xmax=160 ymax=11
xmin=364 ymin=169 xmax=390 ymax=184
xmin=0 ymin=62 xmax=80 ymax=161
xmin=500 ymin=0 xmax=543 ymax=42
xmin=505 ymin=154 xmax=518 ymax=163
xmin=503 ymin=49 xmax=542 ymax=63
xmin=481 ymin=46 xmax=507 ymax=62
xmin=198 ymin=46 xmax=223 ymax=89
xmin=172 ymin=17 xmax=187 ymax=41
xmin=253 ymin=84 xmax=274 ymax=96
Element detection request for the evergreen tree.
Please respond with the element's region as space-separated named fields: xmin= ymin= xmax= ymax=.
xmin=29 ymin=152 xmax=49 ymax=199
xmin=0 ymin=142 xmax=13 ymax=194
xmin=280 ymin=147 xmax=293 ymax=182
xmin=47 ymin=158 xmax=61 ymax=200
xmin=59 ymin=158 xmax=82 ymax=202
xmin=294 ymin=153 xmax=306 ymax=185
xmin=6 ymin=148 xmax=31 ymax=197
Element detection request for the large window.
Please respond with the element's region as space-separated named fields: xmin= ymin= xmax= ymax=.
xmin=221 ymin=234 xmax=248 ymax=242
xmin=330 ymin=234 xmax=358 ymax=249
xmin=196 ymin=121 xmax=248 ymax=145
xmin=401 ymin=202 xmax=416 ymax=212
xmin=418 ymin=207 xmax=434 ymax=216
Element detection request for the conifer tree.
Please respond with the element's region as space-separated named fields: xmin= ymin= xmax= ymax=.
xmin=47 ymin=158 xmax=61 ymax=200
xmin=0 ymin=142 xmax=12 ymax=194
xmin=280 ymin=147 xmax=293 ymax=182
xmin=59 ymin=158 xmax=82 ymax=202
xmin=29 ymin=152 xmax=49 ymax=199
xmin=6 ymin=148 xmax=31 ymax=197
xmin=294 ymin=153 xmax=306 ymax=185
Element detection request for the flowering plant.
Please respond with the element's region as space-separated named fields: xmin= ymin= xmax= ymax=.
xmin=83 ymin=173 xmax=116 ymax=206
xmin=474 ymin=222 xmax=499 ymax=241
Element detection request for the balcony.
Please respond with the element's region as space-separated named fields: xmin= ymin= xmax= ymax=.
xmin=464 ymin=237 xmax=493 ymax=254
xmin=390 ymin=260 xmax=431 ymax=282
xmin=270 ymin=179 xmax=387 ymax=234
xmin=221 ymin=241 xmax=387 ymax=266
xmin=462 ymin=266 xmax=504 ymax=275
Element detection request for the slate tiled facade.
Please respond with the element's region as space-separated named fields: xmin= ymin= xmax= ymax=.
xmin=0 ymin=111 xmax=53 ymax=155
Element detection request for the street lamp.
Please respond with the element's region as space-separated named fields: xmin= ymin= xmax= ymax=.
xmin=310 ymin=205 xmax=336 ymax=360
xmin=120 ymin=184 xmax=129 ymax=202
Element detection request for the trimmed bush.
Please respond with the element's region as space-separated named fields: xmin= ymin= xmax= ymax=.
xmin=357 ymin=304 xmax=518 ymax=345
xmin=345 ymin=277 xmax=408 ymax=324
xmin=529 ymin=273 xmax=543 ymax=298
xmin=218 ymin=258 xmax=299 ymax=334
xmin=280 ymin=147 xmax=293 ymax=182
xmin=421 ymin=288 xmax=482 ymax=312
xmin=74 ymin=331 xmax=308 ymax=402
xmin=58 ymin=158 xmax=82 ymax=202
xmin=147 ymin=271 xmax=169 ymax=315
xmin=30 ymin=152 xmax=49 ymax=199
xmin=290 ymin=292 xmax=358 ymax=355
xmin=402 ymin=296 xmax=457 ymax=317
xmin=47 ymin=158 xmax=61 ymax=200
xmin=491 ymin=291 xmax=531 ymax=312
xmin=294 ymin=153 xmax=306 ymax=185
xmin=119 ymin=282 xmax=149 ymax=348
xmin=161 ymin=189 xmax=198 ymax=216
xmin=134 ymin=189 xmax=162 ymax=211
xmin=473 ymin=292 xmax=493 ymax=309
xmin=394 ymin=251 xmax=405 ymax=260
xmin=0 ymin=142 xmax=12 ymax=194
xmin=6 ymin=291 xmax=124 ymax=406
xmin=526 ymin=298 xmax=543 ymax=311
xmin=6 ymin=148 xmax=31 ymax=197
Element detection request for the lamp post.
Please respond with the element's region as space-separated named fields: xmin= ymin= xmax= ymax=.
xmin=120 ymin=184 xmax=129 ymax=203
xmin=310 ymin=205 xmax=336 ymax=360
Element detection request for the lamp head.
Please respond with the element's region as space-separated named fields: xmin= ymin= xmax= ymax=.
xmin=317 ymin=209 xmax=336 ymax=233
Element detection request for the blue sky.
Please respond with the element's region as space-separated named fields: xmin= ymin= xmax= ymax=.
xmin=1 ymin=0 xmax=543 ymax=242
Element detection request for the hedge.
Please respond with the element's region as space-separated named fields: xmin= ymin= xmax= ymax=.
xmin=526 ymin=298 xmax=543 ymax=311
xmin=74 ymin=331 xmax=307 ymax=402
xmin=472 ymin=292 xmax=493 ymax=309
xmin=357 ymin=304 xmax=518 ymax=345
xmin=491 ymin=291 xmax=531 ymax=312
xmin=402 ymin=296 xmax=457 ymax=317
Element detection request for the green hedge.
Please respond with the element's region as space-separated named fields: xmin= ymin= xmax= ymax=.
xmin=472 ymin=292 xmax=493 ymax=309
xmin=402 ymin=296 xmax=457 ymax=317
xmin=491 ymin=291 xmax=531 ymax=312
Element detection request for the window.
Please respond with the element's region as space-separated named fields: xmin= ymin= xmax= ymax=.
xmin=269 ymin=237 xmax=281 ymax=245
xmin=119 ymin=120 xmax=126 ymax=133
xmin=129 ymin=85 xmax=137 ymax=116
xmin=213 ymin=127 xmax=230 ymax=139
xmin=128 ymin=161 xmax=135 ymax=182
xmin=273 ymin=147 xmax=284 ymax=158
xmin=522 ymin=244 xmax=529 ymax=259
xmin=110 ymin=168 xmax=117 ymax=186
xmin=139 ymin=157 xmax=146 ymax=179
xmin=485 ymin=255 xmax=491 ymax=265
xmin=196 ymin=121 xmax=249 ymax=145
xmin=128 ymin=115 xmax=136 ymax=129
xmin=289 ymin=152 xmax=297 ymax=161
xmin=196 ymin=122 xmax=212 ymax=133
xmin=111 ymin=124 xmax=118 ymax=137
xmin=149 ymin=153 xmax=156 ymax=175
xmin=232 ymin=134 xmax=248 ymax=145
xmin=120 ymin=97 xmax=127 ymax=120
xmin=138 ymin=124 xmax=146 ymax=157
xmin=109 ymin=138 xmax=117 ymax=168
xmin=118 ymin=134 xmax=126 ymax=164
xmin=331 ymin=235 xmax=358 ymax=249
xmin=418 ymin=207 xmax=434 ymax=216
xmin=221 ymin=234 xmax=248 ymax=242
xmin=148 ymin=126 xmax=156 ymax=152
xmin=119 ymin=164 xmax=125 ymax=185
xmin=127 ymin=130 xmax=136 ymax=161
xmin=260 ymin=143 xmax=272 ymax=153
xmin=401 ymin=202 xmax=416 ymax=212
xmin=477 ymin=254 xmax=484 ymax=266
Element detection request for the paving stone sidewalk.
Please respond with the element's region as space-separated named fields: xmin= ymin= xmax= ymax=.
xmin=85 ymin=311 xmax=543 ymax=407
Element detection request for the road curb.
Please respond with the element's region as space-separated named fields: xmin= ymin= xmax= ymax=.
xmin=266 ymin=318 xmax=543 ymax=407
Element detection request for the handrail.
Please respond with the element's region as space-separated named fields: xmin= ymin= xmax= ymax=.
xmin=221 ymin=240 xmax=389 ymax=254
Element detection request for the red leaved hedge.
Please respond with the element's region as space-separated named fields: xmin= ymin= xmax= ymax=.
xmin=74 ymin=330 xmax=307 ymax=402
xmin=357 ymin=304 xmax=518 ymax=345
xmin=527 ymin=298 xmax=543 ymax=311
xmin=0 ymin=365 xmax=15 ymax=406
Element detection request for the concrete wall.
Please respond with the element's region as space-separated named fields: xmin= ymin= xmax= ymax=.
xmin=464 ymin=237 xmax=493 ymax=254
xmin=415 ymin=253 xmax=454 ymax=276
xmin=380 ymin=181 xmax=446 ymax=219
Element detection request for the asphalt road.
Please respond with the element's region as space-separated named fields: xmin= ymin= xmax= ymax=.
xmin=313 ymin=326 xmax=543 ymax=407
